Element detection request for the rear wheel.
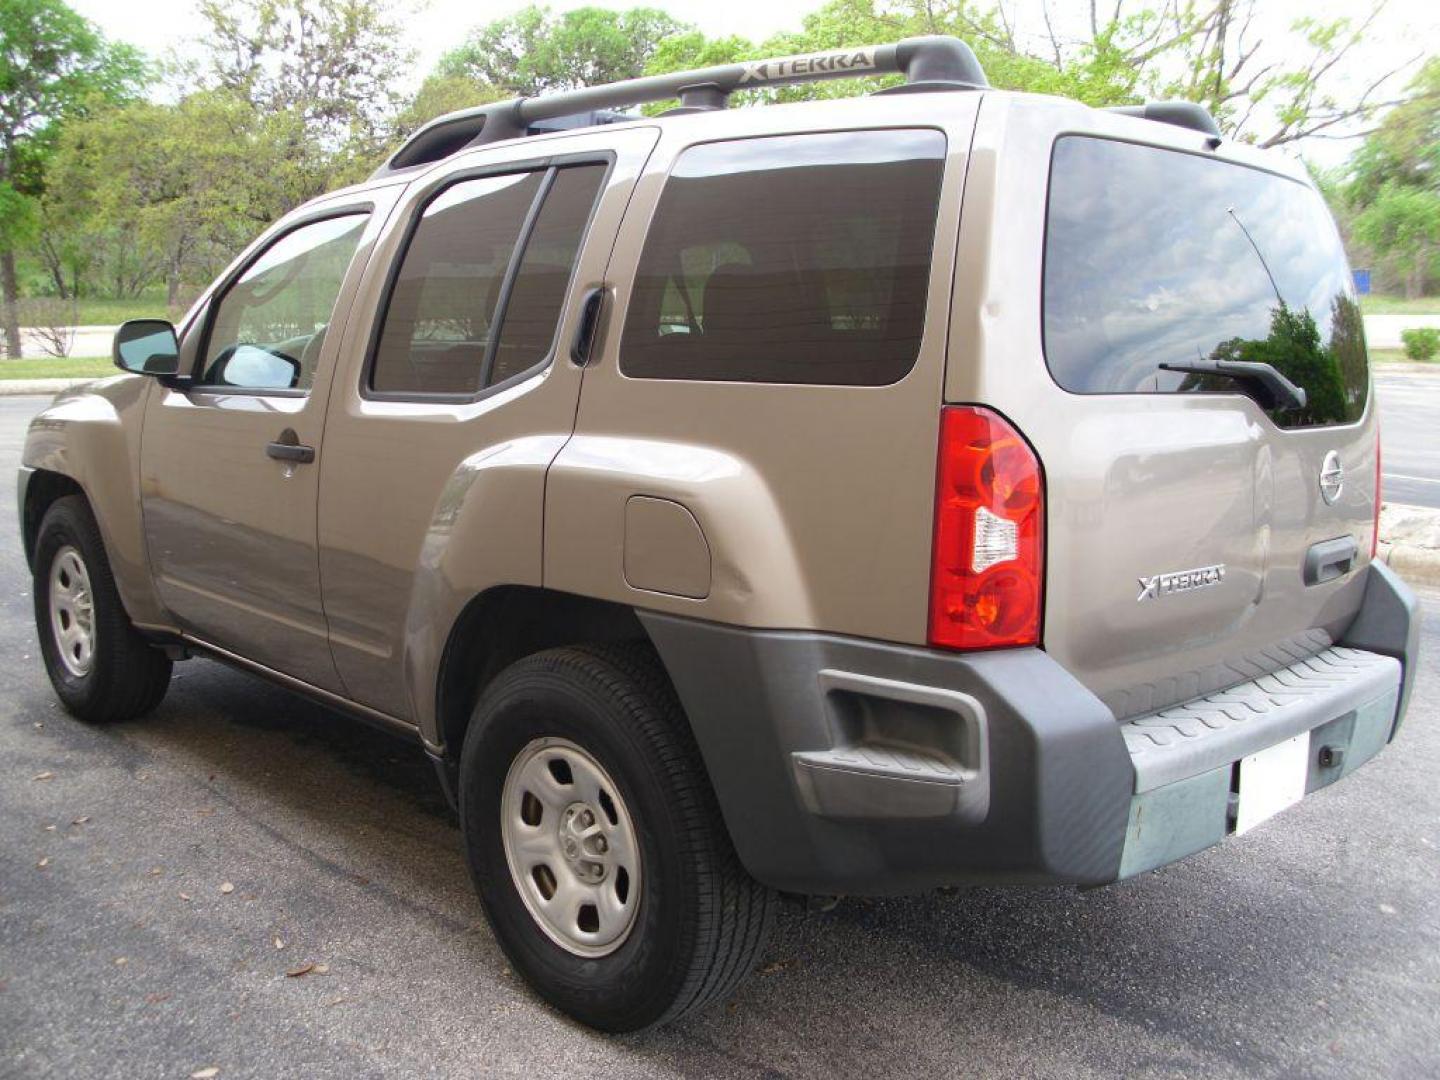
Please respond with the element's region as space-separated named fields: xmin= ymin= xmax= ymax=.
xmin=32 ymin=496 xmax=172 ymax=722
xmin=459 ymin=644 xmax=777 ymax=1032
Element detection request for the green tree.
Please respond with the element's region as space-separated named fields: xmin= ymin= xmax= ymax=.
xmin=439 ymin=5 xmax=690 ymax=97
xmin=637 ymin=0 xmax=1427 ymax=151
xmin=1348 ymin=58 xmax=1440 ymax=207
xmin=194 ymin=0 xmax=410 ymax=180
xmin=1352 ymin=184 xmax=1440 ymax=299
xmin=1155 ymin=2 xmax=1427 ymax=148
xmin=392 ymin=72 xmax=505 ymax=141
xmin=0 ymin=0 xmax=143 ymax=356
xmin=43 ymin=89 xmax=330 ymax=308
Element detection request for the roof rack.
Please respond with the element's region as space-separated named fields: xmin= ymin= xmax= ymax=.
xmin=373 ymin=35 xmax=988 ymax=179
xmin=1107 ymin=101 xmax=1222 ymax=140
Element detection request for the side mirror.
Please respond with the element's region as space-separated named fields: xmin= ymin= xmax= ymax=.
xmin=113 ymin=319 xmax=181 ymax=377
xmin=206 ymin=345 xmax=301 ymax=390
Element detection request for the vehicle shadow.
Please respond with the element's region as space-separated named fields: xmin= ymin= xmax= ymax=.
xmin=99 ymin=657 xmax=1405 ymax=1080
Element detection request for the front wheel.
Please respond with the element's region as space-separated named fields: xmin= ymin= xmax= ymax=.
xmin=459 ymin=644 xmax=777 ymax=1032
xmin=32 ymin=495 xmax=172 ymax=722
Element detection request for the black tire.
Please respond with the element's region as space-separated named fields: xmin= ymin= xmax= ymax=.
xmin=32 ymin=495 xmax=172 ymax=722
xmin=459 ymin=644 xmax=777 ymax=1032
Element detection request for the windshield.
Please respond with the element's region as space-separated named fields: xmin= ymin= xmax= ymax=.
xmin=1043 ymin=136 xmax=1368 ymax=429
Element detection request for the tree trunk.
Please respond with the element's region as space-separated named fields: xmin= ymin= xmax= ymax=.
xmin=41 ymin=247 xmax=70 ymax=300
xmin=1405 ymin=262 xmax=1423 ymax=301
xmin=1 ymin=248 xmax=22 ymax=360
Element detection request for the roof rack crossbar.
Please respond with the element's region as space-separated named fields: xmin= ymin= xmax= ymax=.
xmin=375 ymin=35 xmax=987 ymax=177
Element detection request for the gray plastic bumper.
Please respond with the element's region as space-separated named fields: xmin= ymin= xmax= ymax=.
xmin=639 ymin=561 xmax=1417 ymax=896
xmin=640 ymin=614 xmax=1135 ymax=895
xmin=16 ymin=465 xmax=33 ymax=561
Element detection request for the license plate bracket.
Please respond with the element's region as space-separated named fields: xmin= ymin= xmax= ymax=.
xmin=1234 ymin=733 xmax=1310 ymax=835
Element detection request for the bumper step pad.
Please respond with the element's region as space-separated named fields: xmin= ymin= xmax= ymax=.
xmin=1118 ymin=646 xmax=1402 ymax=879
xmin=1122 ymin=647 xmax=1401 ymax=795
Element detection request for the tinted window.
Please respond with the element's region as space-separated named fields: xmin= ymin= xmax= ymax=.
xmin=370 ymin=164 xmax=604 ymax=397
xmin=201 ymin=214 xmax=368 ymax=391
xmin=621 ymin=130 xmax=946 ymax=385
xmin=492 ymin=166 xmax=606 ymax=384
xmin=1044 ymin=137 xmax=1367 ymax=428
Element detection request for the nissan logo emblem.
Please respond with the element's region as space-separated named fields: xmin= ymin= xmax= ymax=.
xmin=1319 ymin=450 xmax=1344 ymax=505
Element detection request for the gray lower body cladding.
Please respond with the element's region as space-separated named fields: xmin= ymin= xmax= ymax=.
xmin=640 ymin=613 xmax=1136 ymax=894
xmin=639 ymin=562 xmax=1419 ymax=896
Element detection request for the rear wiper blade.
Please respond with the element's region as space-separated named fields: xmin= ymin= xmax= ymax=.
xmin=1158 ymin=358 xmax=1308 ymax=412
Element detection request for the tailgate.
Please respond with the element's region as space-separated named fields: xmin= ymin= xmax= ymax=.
xmin=950 ymin=106 xmax=1378 ymax=720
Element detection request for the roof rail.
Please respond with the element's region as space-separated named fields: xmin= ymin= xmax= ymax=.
xmin=1107 ymin=101 xmax=1222 ymax=140
xmin=373 ymin=35 xmax=988 ymax=179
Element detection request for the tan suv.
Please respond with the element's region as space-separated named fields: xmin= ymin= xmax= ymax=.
xmin=19 ymin=36 xmax=1420 ymax=1031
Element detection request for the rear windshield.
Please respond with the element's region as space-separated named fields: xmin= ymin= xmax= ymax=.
xmin=1043 ymin=136 xmax=1368 ymax=429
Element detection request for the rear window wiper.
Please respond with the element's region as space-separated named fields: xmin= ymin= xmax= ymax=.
xmin=1158 ymin=358 xmax=1308 ymax=412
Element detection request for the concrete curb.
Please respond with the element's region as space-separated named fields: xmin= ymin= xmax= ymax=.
xmin=1378 ymin=502 xmax=1440 ymax=588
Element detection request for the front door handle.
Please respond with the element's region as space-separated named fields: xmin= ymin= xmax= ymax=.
xmin=266 ymin=428 xmax=315 ymax=465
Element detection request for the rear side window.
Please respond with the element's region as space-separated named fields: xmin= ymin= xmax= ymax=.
xmin=621 ymin=129 xmax=946 ymax=385
xmin=1044 ymin=136 xmax=1368 ymax=428
xmin=370 ymin=163 xmax=605 ymax=397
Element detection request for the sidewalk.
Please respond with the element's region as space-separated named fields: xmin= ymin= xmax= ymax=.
xmin=1379 ymin=502 xmax=1440 ymax=588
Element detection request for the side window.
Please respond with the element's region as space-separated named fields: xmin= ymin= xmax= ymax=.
xmin=369 ymin=163 xmax=606 ymax=397
xmin=201 ymin=214 xmax=369 ymax=392
xmin=621 ymin=129 xmax=947 ymax=386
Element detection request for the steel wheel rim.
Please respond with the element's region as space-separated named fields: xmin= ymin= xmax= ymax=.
xmin=48 ymin=545 xmax=96 ymax=678
xmin=500 ymin=736 xmax=642 ymax=958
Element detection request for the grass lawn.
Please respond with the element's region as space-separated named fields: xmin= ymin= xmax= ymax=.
xmin=1370 ymin=347 xmax=1440 ymax=364
xmin=1359 ymin=295 xmax=1440 ymax=316
xmin=0 ymin=356 xmax=114 ymax=380
xmin=70 ymin=296 xmax=177 ymax=325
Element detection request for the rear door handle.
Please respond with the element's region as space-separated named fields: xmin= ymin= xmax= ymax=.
xmin=266 ymin=428 xmax=315 ymax=465
xmin=570 ymin=286 xmax=606 ymax=367
xmin=1303 ymin=535 xmax=1356 ymax=586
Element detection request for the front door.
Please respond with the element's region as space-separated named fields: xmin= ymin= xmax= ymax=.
xmin=140 ymin=191 xmax=398 ymax=689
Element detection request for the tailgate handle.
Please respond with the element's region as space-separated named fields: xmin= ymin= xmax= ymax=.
xmin=1304 ymin=535 xmax=1356 ymax=586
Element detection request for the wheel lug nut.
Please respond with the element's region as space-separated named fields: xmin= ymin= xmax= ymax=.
xmin=594 ymin=837 xmax=607 ymax=853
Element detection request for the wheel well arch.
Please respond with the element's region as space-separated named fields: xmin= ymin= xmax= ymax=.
xmin=22 ymin=470 xmax=85 ymax=567
xmin=434 ymin=585 xmax=652 ymax=760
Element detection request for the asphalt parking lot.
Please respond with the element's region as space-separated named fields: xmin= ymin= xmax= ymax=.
xmin=2 ymin=393 xmax=1438 ymax=1079
xmin=1377 ymin=371 xmax=1440 ymax=510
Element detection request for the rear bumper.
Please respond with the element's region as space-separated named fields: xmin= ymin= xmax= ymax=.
xmin=640 ymin=561 xmax=1419 ymax=896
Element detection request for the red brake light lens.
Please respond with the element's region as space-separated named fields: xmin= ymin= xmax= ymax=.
xmin=928 ymin=406 xmax=1044 ymax=650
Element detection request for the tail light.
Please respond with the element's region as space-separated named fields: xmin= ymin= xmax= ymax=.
xmin=928 ymin=406 xmax=1044 ymax=650
xmin=1372 ymin=421 xmax=1382 ymax=559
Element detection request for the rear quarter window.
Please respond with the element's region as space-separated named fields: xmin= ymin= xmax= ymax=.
xmin=1043 ymin=136 xmax=1368 ymax=429
xmin=621 ymin=129 xmax=947 ymax=386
